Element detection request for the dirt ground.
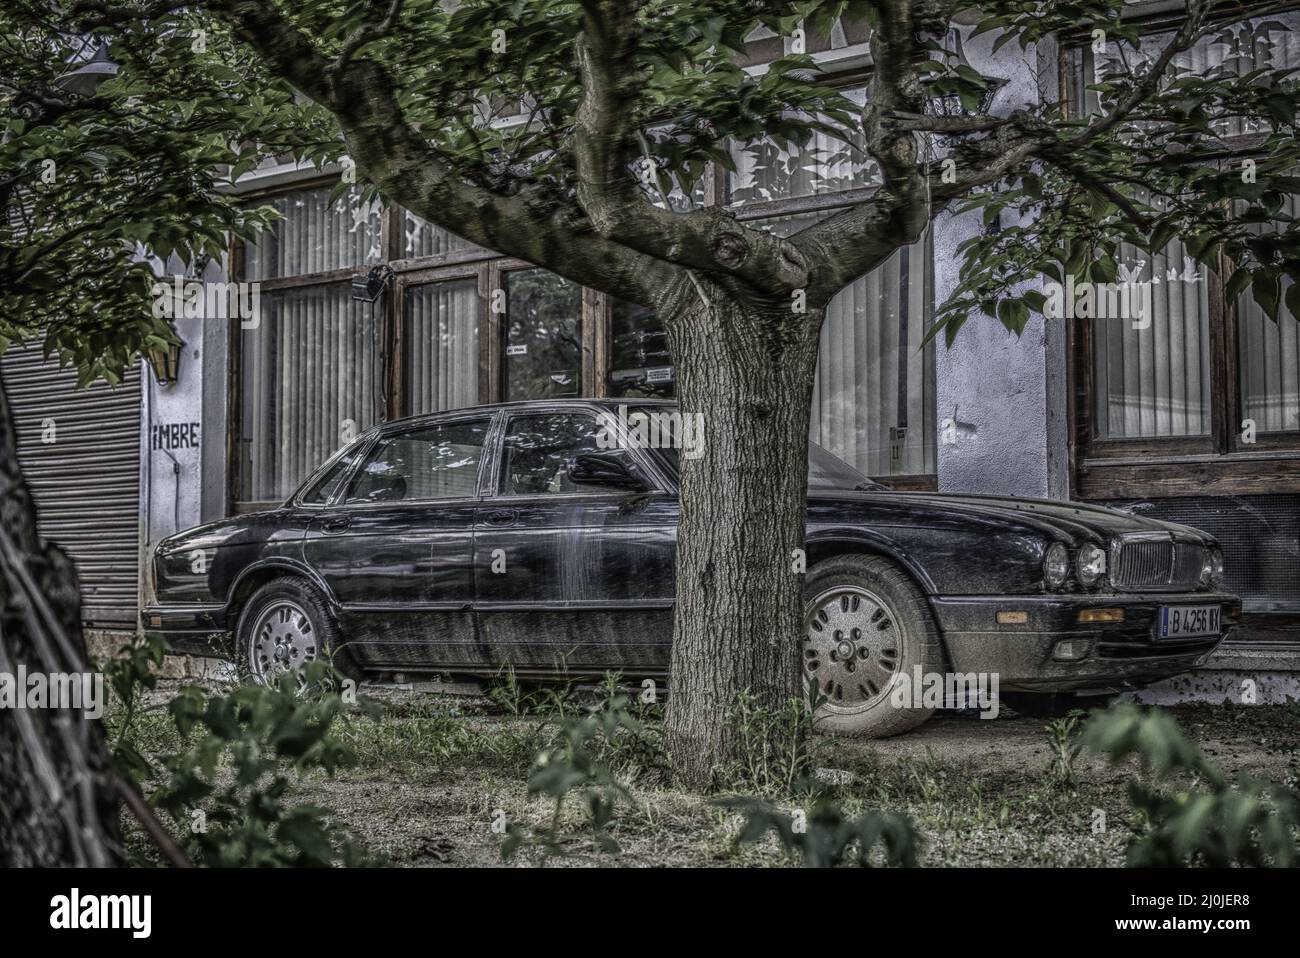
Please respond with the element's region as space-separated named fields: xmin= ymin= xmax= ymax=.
xmin=181 ymin=686 xmax=1293 ymax=868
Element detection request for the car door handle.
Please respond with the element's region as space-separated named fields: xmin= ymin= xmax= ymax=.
xmin=485 ymin=509 xmax=517 ymax=527
xmin=322 ymin=516 xmax=352 ymax=535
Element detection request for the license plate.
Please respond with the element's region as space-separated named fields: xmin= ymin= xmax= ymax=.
xmin=1158 ymin=604 xmax=1220 ymax=639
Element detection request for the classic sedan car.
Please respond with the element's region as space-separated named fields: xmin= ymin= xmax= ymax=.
xmin=144 ymin=399 xmax=1239 ymax=736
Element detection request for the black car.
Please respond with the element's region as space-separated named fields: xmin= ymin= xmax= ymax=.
xmin=145 ymin=399 xmax=1239 ymax=736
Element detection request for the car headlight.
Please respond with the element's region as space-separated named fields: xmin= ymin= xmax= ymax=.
xmin=1043 ymin=542 xmax=1070 ymax=590
xmin=1077 ymin=543 xmax=1107 ymax=587
xmin=1201 ymin=545 xmax=1224 ymax=589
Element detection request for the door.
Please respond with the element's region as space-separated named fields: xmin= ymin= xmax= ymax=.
xmin=474 ymin=409 xmax=677 ymax=673
xmin=303 ymin=415 xmax=492 ymax=667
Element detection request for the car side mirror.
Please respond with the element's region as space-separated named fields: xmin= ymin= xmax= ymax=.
xmin=568 ymin=452 xmax=648 ymax=491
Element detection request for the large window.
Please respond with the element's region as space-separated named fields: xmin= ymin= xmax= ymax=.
xmin=233 ymin=74 xmax=937 ymax=503
xmin=1066 ymin=9 xmax=1300 ymax=496
xmin=238 ymin=185 xmax=385 ymax=503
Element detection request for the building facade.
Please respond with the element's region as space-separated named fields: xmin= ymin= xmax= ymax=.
xmin=33 ymin=4 xmax=1288 ymax=694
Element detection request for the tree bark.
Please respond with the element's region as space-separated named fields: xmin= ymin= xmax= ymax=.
xmin=654 ymin=276 xmax=823 ymax=789
xmin=0 ymin=369 xmax=122 ymax=867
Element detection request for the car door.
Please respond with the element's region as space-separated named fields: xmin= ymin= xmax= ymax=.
xmin=473 ymin=407 xmax=677 ymax=673
xmin=303 ymin=414 xmax=493 ymax=669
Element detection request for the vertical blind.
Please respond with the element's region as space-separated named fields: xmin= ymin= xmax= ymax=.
xmin=240 ymin=187 xmax=385 ymax=501
xmin=812 ymin=232 xmax=936 ymax=476
xmin=1092 ymin=241 xmax=1213 ymax=439
xmin=403 ymin=210 xmax=480 ymax=259
xmin=244 ymin=186 xmax=383 ymax=280
xmin=761 ymin=213 xmax=936 ymax=477
xmin=727 ymin=88 xmax=879 ymax=205
xmin=240 ymin=285 xmax=381 ymax=502
xmin=1239 ymin=190 xmax=1300 ymax=433
xmin=404 ymin=279 xmax=480 ymax=415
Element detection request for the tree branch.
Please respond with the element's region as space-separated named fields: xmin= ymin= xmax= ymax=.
xmin=571 ymin=0 xmax=809 ymax=301
xmin=203 ymin=0 xmax=672 ymax=305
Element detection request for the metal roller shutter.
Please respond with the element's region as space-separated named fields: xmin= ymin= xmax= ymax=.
xmin=0 ymin=343 xmax=141 ymax=626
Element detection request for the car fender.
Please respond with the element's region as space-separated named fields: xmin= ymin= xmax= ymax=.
xmin=805 ymin=529 xmax=940 ymax=595
xmin=225 ymin=557 xmax=341 ymax=621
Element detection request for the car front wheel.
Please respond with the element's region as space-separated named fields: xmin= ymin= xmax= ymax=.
xmin=235 ymin=577 xmax=358 ymax=686
xmin=802 ymin=555 xmax=943 ymax=738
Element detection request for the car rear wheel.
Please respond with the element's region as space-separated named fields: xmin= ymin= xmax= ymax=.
xmin=236 ymin=577 xmax=359 ymax=687
xmin=802 ymin=555 xmax=943 ymax=738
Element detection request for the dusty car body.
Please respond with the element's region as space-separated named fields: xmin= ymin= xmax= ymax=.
xmin=144 ymin=399 xmax=1239 ymax=734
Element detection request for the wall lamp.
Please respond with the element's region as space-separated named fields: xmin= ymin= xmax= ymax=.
xmin=148 ymin=339 xmax=184 ymax=386
xmin=351 ymin=264 xmax=395 ymax=303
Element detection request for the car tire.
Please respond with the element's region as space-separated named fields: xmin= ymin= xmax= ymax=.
xmin=802 ymin=555 xmax=943 ymax=738
xmin=235 ymin=577 xmax=360 ymax=686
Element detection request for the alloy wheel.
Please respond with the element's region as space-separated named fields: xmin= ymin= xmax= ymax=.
xmin=248 ymin=599 xmax=318 ymax=683
xmin=802 ymin=585 xmax=902 ymax=711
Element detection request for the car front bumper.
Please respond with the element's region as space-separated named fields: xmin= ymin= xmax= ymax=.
xmin=931 ymin=591 xmax=1241 ymax=692
xmin=141 ymin=605 xmax=232 ymax=657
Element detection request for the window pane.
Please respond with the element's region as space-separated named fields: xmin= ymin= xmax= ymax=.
xmin=609 ymin=298 xmax=674 ymax=397
xmin=402 ymin=210 xmax=483 ymax=258
xmin=749 ymin=212 xmax=937 ymax=477
xmin=1238 ymin=191 xmax=1300 ymax=433
xmin=405 ymin=279 xmax=480 ymax=415
xmin=1067 ymin=13 xmax=1300 ymax=132
xmin=239 ymin=284 xmax=382 ymax=501
xmin=727 ymin=88 xmax=879 ymax=205
xmin=504 ymin=269 xmax=582 ymax=400
xmin=345 ymin=419 xmax=489 ymax=503
xmin=300 ymin=441 xmax=366 ymax=504
xmin=244 ymin=186 xmax=383 ymax=281
xmin=499 ymin=413 xmax=635 ymax=495
xmin=1092 ymin=242 xmax=1212 ymax=439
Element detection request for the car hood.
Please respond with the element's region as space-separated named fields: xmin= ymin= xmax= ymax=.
xmin=810 ymin=489 xmax=1216 ymax=547
xmin=155 ymin=509 xmax=290 ymax=556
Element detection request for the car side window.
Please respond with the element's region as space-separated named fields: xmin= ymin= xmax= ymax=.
xmin=300 ymin=444 xmax=365 ymax=504
xmin=344 ymin=418 xmax=490 ymax=504
xmin=499 ymin=412 xmax=640 ymax=496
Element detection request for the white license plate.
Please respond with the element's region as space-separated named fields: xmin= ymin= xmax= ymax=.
xmin=1158 ymin=605 xmax=1220 ymax=638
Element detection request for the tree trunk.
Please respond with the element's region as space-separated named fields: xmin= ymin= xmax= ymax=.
xmin=0 ymin=369 xmax=122 ymax=866
xmin=655 ymin=276 xmax=823 ymax=789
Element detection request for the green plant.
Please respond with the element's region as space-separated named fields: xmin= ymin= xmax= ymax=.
xmin=714 ymin=796 xmax=919 ymax=868
xmin=716 ymin=675 xmax=827 ymax=796
xmin=502 ymin=675 xmax=661 ymax=861
xmin=1044 ymin=709 xmax=1086 ymax=791
xmin=140 ymin=663 xmax=377 ymax=867
xmin=1083 ymin=703 xmax=1300 ymax=867
xmin=99 ymin=633 xmax=169 ymax=780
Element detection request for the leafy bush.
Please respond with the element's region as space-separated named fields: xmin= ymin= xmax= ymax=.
xmin=102 ymin=639 xmax=374 ymax=867
xmin=714 ymin=796 xmax=919 ymax=868
xmin=1083 ymin=703 xmax=1300 ymax=867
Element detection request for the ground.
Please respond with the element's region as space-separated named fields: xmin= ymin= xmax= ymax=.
xmin=116 ymin=676 xmax=1300 ymax=868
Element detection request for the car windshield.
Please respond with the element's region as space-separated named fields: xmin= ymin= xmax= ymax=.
xmin=629 ymin=406 xmax=884 ymax=491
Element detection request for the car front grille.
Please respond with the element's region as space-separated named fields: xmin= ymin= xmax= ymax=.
xmin=1111 ymin=538 xmax=1205 ymax=592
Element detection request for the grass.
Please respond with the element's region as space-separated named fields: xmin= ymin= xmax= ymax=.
xmin=111 ymin=684 xmax=1300 ymax=867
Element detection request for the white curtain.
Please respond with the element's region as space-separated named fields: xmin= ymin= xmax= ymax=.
xmin=241 ymin=285 xmax=381 ymax=501
xmin=1093 ymin=240 xmax=1212 ymax=439
xmin=811 ymin=231 xmax=936 ymax=476
xmin=404 ymin=279 xmax=480 ymax=415
xmin=1239 ymin=190 xmax=1300 ymax=433
xmin=244 ymin=186 xmax=383 ymax=280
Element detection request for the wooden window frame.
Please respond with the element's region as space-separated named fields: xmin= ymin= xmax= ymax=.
xmin=1059 ymin=10 xmax=1300 ymax=499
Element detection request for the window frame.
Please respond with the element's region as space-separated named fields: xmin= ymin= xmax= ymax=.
xmin=338 ymin=412 xmax=495 ymax=508
xmin=1059 ymin=7 xmax=1300 ymax=498
xmin=489 ymin=406 xmax=668 ymax=502
xmin=228 ymin=65 xmax=941 ymax=511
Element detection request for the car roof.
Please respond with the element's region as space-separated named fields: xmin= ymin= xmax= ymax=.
xmin=371 ymin=398 xmax=678 ymax=435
